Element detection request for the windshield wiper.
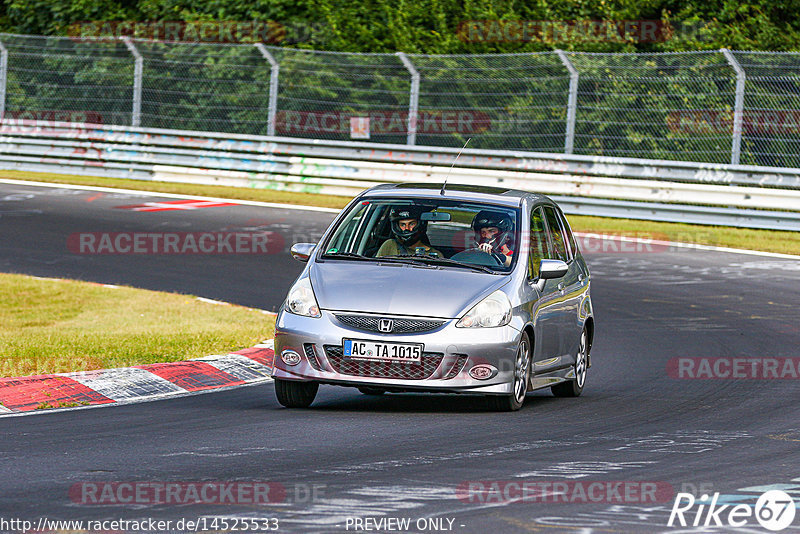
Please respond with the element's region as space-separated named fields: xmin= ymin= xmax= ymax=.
xmin=375 ymin=255 xmax=436 ymax=267
xmin=324 ymin=252 xmax=431 ymax=268
xmin=387 ymin=255 xmax=498 ymax=274
xmin=323 ymin=252 xmax=373 ymax=261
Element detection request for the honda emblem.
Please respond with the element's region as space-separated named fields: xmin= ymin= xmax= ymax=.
xmin=378 ymin=319 xmax=393 ymax=333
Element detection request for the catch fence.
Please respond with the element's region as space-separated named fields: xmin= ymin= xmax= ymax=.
xmin=1 ymin=34 xmax=799 ymax=167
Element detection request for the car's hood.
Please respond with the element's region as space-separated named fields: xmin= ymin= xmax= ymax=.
xmin=310 ymin=261 xmax=507 ymax=318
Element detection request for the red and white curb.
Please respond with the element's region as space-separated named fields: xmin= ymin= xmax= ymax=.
xmin=0 ymin=341 xmax=275 ymax=415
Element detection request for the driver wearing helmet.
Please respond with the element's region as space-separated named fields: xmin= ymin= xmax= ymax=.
xmin=472 ymin=210 xmax=515 ymax=267
xmin=376 ymin=205 xmax=443 ymax=258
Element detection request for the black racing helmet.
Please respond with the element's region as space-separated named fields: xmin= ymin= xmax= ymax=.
xmin=472 ymin=210 xmax=514 ymax=252
xmin=389 ymin=205 xmax=428 ymax=246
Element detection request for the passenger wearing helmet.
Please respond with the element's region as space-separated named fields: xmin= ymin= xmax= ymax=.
xmin=376 ymin=205 xmax=443 ymax=258
xmin=472 ymin=210 xmax=515 ymax=267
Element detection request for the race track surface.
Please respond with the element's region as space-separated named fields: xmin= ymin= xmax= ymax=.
xmin=1 ymin=182 xmax=799 ymax=533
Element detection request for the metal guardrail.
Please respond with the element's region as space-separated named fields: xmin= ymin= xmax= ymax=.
xmin=1 ymin=120 xmax=800 ymax=231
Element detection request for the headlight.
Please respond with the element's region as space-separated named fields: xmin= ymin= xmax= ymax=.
xmin=285 ymin=277 xmax=321 ymax=318
xmin=456 ymin=290 xmax=512 ymax=328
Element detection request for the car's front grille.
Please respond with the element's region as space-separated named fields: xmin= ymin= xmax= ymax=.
xmin=334 ymin=314 xmax=446 ymax=334
xmin=303 ymin=343 xmax=322 ymax=371
xmin=443 ymin=354 xmax=469 ymax=379
xmin=324 ymin=345 xmax=443 ymax=380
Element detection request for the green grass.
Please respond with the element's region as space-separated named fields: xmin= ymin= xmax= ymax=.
xmin=3 ymin=169 xmax=798 ymax=256
xmin=0 ymin=273 xmax=274 ymax=378
xmin=35 ymin=401 xmax=89 ymax=410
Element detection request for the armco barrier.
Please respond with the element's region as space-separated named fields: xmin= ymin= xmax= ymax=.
xmin=1 ymin=120 xmax=800 ymax=231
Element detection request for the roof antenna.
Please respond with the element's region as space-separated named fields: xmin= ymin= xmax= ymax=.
xmin=440 ymin=137 xmax=470 ymax=196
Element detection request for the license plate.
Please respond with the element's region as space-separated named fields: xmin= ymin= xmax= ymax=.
xmin=343 ymin=339 xmax=423 ymax=364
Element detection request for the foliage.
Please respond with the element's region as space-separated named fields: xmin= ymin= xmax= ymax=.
xmin=1 ymin=0 xmax=799 ymax=53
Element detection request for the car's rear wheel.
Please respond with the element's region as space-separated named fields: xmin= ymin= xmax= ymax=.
xmin=274 ymin=378 xmax=318 ymax=408
xmin=487 ymin=333 xmax=531 ymax=412
xmin=358 ymin=387 xmax=386 ymax=396
xmin=551 ymin=327 xmax=589 ymax=397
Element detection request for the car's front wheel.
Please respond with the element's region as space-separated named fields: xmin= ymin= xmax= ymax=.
xmin=551 ymin=327 xmax=589 ymax=397
xmin=275 ymin=378 xmax=318 ymax=408
xmin=487 ymin=333 xmax=531 ymax=412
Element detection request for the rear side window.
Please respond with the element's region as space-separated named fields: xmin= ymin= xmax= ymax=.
xmin=543 ymin=206 xmax=570 ymax=263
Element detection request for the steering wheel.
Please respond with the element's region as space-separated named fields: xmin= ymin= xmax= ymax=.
xmin=450 ymin=247 xmax=504 ymax=267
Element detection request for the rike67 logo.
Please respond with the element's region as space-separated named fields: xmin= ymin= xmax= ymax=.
xmin=668 ymin=490 xmax=797 ymax=531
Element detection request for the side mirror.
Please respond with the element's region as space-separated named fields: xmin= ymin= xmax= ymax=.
xmin=290 ymin=243 xmax=316 ymax=263
xmin=539 ymin=259 xmax=569 ymax=280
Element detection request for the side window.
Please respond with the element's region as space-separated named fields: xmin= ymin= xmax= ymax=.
xmin=543 ymin=206 xmax=569 ymax=263
xmin=528 ymin=207 xmax=547 ymax=279
xmin=327 ymin=204 xmax=366 ymax=253
xmin=558 ymin=208 xmax=578 ymax=259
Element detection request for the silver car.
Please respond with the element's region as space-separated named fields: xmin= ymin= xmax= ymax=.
xmin=272 ymin=183 xmax=594 ymax=411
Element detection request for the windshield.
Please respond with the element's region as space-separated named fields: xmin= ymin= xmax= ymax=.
xmin=321 ymin=198 xmax=520 ymax=272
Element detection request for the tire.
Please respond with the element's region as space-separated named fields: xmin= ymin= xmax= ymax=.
xmin=358 ymin=387 xmax=386 ymax=396
xmin=551 ymin=327 xmax=589 ymax=398
xmin=274 ymin=378 xmax=318 ymax=408
xmin=487 ymin=333 xmax=531 ymax=412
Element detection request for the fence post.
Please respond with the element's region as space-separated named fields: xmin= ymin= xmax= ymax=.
xmin=255 ymin=43 xmax=280 ymax=137
xmin=396 ymin=52 xmax=420 ymax=146
xmin=122 ymin=37 xmax=142 ymax=127
xmin=0 ymin=39 xmax=8 ymax=121
xmin=556 ymin=50 xmax=578 ymax=155
xmin=721 ymin=48 xmax=745 ymax=165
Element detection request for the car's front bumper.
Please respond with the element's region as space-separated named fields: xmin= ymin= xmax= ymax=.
xmin=272 ymin=309 xmax=522 ymax=395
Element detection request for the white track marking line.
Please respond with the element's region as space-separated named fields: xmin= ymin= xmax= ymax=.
xmin=0 ymin=178 xmax=341 ymax=213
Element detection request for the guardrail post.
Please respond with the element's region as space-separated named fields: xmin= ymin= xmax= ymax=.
xmin=122 ymin=37 xmax=143 ymax=127
xmin=0 ymin=39 xmax=8 ymax=121
xmin=556 ymin=50 xmax=578 ymax=155
xmin=396 ymin=52 xmax=420 ymax=146
xmin=255 ymin=43 xmax=280 ymax=137
xmin=721 ymin=49 xmax=745 ymax=165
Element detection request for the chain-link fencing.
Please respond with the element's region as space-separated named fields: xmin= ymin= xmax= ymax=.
xmin=1 ymin=33 xmax=799 ymax=167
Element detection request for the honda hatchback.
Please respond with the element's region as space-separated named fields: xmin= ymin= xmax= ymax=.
xmin=272 ymin=183 xmax=593 ymax=411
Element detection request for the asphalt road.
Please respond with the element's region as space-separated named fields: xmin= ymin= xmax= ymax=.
xmin=1 ymin=181 xmax=799 ymax=533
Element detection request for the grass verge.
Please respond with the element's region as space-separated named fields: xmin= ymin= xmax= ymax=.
xmin=0 ymin=273 xmax=274 ymax=378
xmin=3 ymin=169 xmax=799 ymax=256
